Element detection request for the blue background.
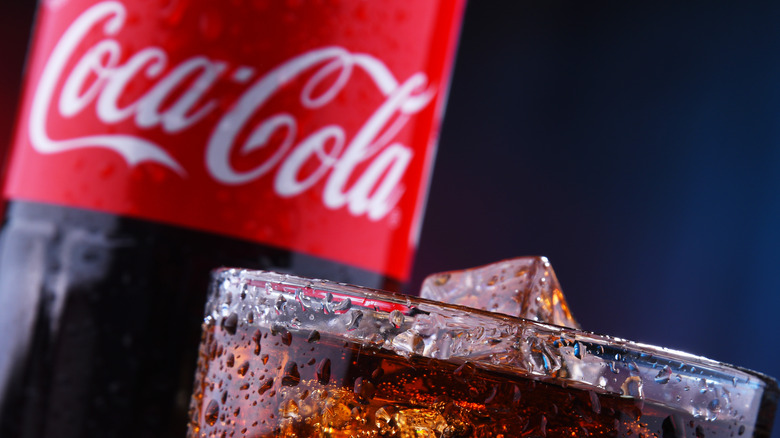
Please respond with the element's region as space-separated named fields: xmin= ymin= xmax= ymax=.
xmin=1 ymin=1 xmax=778 ymax=435
xmin=410 ymin=2 xmax=780 ymax=434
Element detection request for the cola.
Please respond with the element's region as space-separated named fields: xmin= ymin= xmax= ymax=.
xmin=0 ymin=1 xmax=466 ymax=437
xmin=191 ymin=325 xmax=764 ymax=438
xmin=190 ymin=324 xmax=650 ymax=437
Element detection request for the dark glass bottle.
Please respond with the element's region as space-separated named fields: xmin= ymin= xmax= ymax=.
xmin=0 ymin=0 xmax=465 ymax=436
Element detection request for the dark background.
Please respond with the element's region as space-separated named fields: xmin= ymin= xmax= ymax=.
xmin=1 ymin=1 xmax=778 ymax=435
xmin=410 ymin=2 xmax=780 ymax=432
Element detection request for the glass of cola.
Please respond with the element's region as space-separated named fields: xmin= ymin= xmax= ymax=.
xmin=187 ymin=261 xmax=778 ymax=437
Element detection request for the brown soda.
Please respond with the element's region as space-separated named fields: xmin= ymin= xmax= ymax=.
xmin=188 ymin=318 xmax=760 ymax=438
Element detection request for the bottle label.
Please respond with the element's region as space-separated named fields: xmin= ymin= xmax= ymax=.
xmin=5 ymin=0 xmax=465 ymax=281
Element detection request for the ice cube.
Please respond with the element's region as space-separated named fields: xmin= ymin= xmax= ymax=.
xmin=420 ymin=256 xmax=580 ymax=329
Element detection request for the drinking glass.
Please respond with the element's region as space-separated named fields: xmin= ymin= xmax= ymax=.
xmin=187 ymin=268 xmax=778 ymax=437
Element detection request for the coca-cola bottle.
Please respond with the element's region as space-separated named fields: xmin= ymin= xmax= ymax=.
xmin=0 ymin=1 xmax=466 ymax=437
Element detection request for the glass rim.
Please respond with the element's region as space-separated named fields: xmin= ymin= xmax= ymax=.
xmin=209 ymin=267 xmax=779 ymax=434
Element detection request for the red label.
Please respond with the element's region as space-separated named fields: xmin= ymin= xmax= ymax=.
xmin=5 ymin=0 xmax=466 ymax=281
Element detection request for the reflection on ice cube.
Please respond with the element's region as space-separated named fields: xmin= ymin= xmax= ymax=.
xmin=421 ymin=256 xmax=580 ymax=329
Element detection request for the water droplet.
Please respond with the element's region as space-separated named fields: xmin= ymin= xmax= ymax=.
xmin=295 ymin=288 xmax=315 ymax=311
xmin=247 ymin=312 xmax=254 ymax=323
xmin=258 ymin=378 xmax=274 ymax=395
xmin=274 ymin=296 xmax=287 ymax=312
xmin=280 ymin=329 xmax=292 ymax=346
xmin=389 ymin=310 xmax=405 ymax=328
xmin=282 ymin=362 xmax=300 ymax=386
xmin=316 ymin=358 xmax=331 ymax=384
xmin=307 ymin=330 xmax=320 ymax=343
xmin=331 ymin=298 xmax=352 ymax=312
xmin=621 ymin=376 xmax=644 ymax=398
xmin=707 ymin=399 xmax=721 ymax=417
xmin=371 ymin=367 xmax=384 ymax=381
xmin=204 ymin=399 xmax=220 ymax=426
xmin=346 ymin=310 xmax=363 ymax=330
xmin=573 ymin=341 xmax=582 ymax=359
xmin=738 ymin=425 xmax=745 ymax=435
xmin=237 ymin=361 xmax=249 ymax=377
xmin=225 ymin=353 xmax=235 ymax=368
xmin=655 ymin=365 xmax=672 ymax=384
xmin=222 ymin=313 xmax=238 ymax=335
xmin=252 ymin=329 xmax=262 ymax=355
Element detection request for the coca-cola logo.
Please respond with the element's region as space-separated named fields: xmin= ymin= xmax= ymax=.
xmin=29 ymin=1 xmax=435 ymax=220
